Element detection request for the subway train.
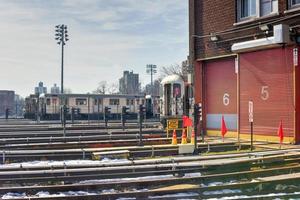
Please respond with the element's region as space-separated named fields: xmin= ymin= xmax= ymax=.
xmin=24 ymin=93 xmax=160 ymax=120
xmin=160 ymin=74 xmax=192 ymax=127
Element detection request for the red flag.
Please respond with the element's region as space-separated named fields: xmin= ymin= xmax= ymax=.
xmin=278 ymin=120 xmax=284 ymax=144
xmin=182 ymin=115 xmax=193 ymax=127
xmin=221 ymin=116 xmax=227 ymax=139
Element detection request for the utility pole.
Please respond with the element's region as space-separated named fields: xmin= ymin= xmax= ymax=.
xmin=146 ymin=64 xmax=157 ymax=96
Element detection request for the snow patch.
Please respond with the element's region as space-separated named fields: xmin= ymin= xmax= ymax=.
xmin=149 ymin=192 xmax=198 ymax=199
xmin=1 ymin=193 xmax=26 ymax=199
xmin=0 ymin=158 xmax=129 ymax=168
xmin=203 ymin=189 xmax=242 ymax=195
xmin=76 ymin=175 xmax=174 ymax=184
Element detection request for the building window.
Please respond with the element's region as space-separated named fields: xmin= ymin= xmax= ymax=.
xmin=241 ymin=0 xmax=257 ymax=18
xmin=109 ymin=99 xmax=119 ymax=105
xmin=260 ymin=0 xmax=278 ymax=16
xmin=76 ymin=98 xmax=87 ymax=105
xmin=238 ymin=0 xmax=278 ymax=21
xmin=290 ymin=0 xmax=300 ymax=7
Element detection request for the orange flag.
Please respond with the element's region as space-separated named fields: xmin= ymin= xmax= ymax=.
xmin=221 ymin=116 xmax=227 ymax=140
xmin=278 ymin=120 xmax=284 ymax=144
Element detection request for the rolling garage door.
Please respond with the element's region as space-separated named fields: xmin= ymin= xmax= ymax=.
xmin=239 ymin=47 xmax=294 ymax=142
xmin=204 ymin=58 xmax=237 ymax=134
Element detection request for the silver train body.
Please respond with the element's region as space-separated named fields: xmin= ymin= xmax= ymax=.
xmin=25 ymin=93 xmax=160 ymax=120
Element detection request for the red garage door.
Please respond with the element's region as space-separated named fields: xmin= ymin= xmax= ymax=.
xmin=204 ymin=58 xmax=237 ymax=132
xmin=240 ymin=47 xmax=294 ymax=140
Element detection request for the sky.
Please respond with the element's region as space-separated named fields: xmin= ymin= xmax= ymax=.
xmin=0 ymin=0 xmax=188 ymax=97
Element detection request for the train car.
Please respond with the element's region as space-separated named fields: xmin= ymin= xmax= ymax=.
xmin=160 ymin=75 xmax=185 ymax=127
xmin=25 ymin=93 xmax=160 ymax=121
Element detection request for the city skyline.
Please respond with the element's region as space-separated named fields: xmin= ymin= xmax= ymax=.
xmin=0 ymin=0 xmax=188 ymax=97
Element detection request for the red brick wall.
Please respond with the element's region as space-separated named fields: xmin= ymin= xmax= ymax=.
xmin=189 ymin=0 xmax=300 ymax=60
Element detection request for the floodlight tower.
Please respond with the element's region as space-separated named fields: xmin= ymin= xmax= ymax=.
xmin=55 ymin=24 xmax=69 ymax=95
xmin=55 ymin=24 xmax=69 ymax=134
xmin=146 ymin=64 xmax=157 ymax=96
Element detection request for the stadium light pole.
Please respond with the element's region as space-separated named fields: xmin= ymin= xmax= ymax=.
xmin=146 ymin=64 xmax=157 ymax=96
xmin=55 ymin=24 xmax=69 ymax=134
xmin=55 ymin=24 xmax=69 ymax=96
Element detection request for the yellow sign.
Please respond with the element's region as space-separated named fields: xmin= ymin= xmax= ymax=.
xmin=167 ymin=119 xmax=179 ymax=129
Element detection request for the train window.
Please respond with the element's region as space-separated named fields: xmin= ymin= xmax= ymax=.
xmin=76 ymin=98 xmax=87 ymax=105
xmin=141 ymin=99 xmax=145 ymax=105
xmin=94 ymin=99 xmax=102 ymax=105
xmin=136 ymin=99 xmax=140 ymax=104
xmin=46 ymin=98 xmax=51 ymax=105
xmin=52 ymin=98 xmax=57 ymax=104
xmin=109 ymin=99 xmax=119 ymax=105
xmin=173 ymin=83 xmax=181 ymax=98
xmin=126 ymin=99 xmax=134 ymax=105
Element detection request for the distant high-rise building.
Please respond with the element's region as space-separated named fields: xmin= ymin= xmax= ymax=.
xmin=0 ymin=90 xmax=15 ymax=117
xmin=144 ymin=80 xmax=160 ymax=96
xmin=119 ymin=71 xmax=140 ymax=95
xmin=50 ymin=83 xmax=60 ymax=94
xmin=34 ymin=82 xmax=47 ymax=95
xmin=14 ymin=94 xmax=25 ymax=117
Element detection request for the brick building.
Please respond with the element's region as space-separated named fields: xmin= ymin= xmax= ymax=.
xmin=189 ymin=0 xmax=300 ymax=143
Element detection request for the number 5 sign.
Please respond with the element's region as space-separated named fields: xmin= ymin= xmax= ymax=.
xmin=261 ymin=86 xmax=269 ymax=101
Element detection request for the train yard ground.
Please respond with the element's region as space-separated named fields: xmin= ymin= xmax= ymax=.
xmin=1 ymin=119 xmax=300 ymax=199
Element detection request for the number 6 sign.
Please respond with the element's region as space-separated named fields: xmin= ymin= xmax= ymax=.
xmin=223 ymin=93 xmax=230 ymax=106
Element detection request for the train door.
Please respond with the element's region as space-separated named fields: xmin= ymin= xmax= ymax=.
xmin=164 ymin=84 xmax=172 ymax=116
xmin=204 ymin=58 xmax=237 ymax=136
xmin=145 ymin=97 xmax=153 ymax=117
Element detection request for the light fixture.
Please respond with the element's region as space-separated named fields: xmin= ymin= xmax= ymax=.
xmin=210 ymin=34 xmax=219 ymax=42
xmin=259 ymin=24 xmax=271 ymax=32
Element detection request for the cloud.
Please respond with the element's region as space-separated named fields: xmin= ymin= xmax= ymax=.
xmin=0 ymin=0 xmax=188 ymax=97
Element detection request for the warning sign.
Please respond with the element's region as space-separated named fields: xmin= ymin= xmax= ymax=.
xmin=249 ymin=101 xmax=253 ymax=123
xmin=167 ymin=119 xmax=179 ymax=129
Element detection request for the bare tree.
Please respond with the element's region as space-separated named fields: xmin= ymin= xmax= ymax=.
xmin=107 ymin=83 xmax=119 ymax=94
xmin=93 ymin=81 xmax=107 ymax=94
xmin=160 ymin=64 xmax=185 ymax=80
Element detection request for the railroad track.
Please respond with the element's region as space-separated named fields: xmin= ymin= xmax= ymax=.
xmin=0 ymin=127 xmax=163 ymax=138
xmin=0 ymin=141 xmax=253 ymax=162
xmin=0 ymin=121 xmax=160 ymax=132
xmin=0 ymin=133 xmax=165 ymax=145
xmin=2 ymin=149 xmax=300 ymax=199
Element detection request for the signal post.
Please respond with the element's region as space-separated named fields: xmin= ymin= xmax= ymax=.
xmin=104 ymin=106 xmax=111 ymax=129
xmin=138 ymin=104 xmax=146 ymax=146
